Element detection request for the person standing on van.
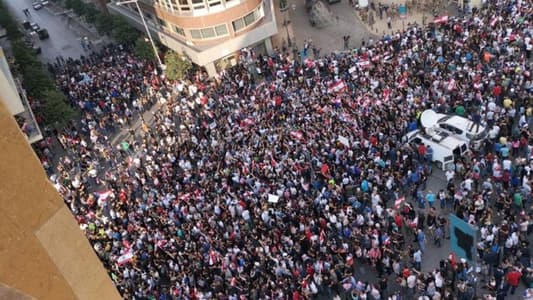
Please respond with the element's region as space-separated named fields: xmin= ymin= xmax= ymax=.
xmin=417 ymin=143 xmax=426 ymax=162
xmin=425 ymin=145 xmax=433 ymax=163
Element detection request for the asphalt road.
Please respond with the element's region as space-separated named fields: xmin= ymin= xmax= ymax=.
xmin=5 ymin=0 xmax=91 ymax=63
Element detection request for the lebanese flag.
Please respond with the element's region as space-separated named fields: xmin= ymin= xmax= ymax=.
xmin=290 ymin=130 xmax=304 ymax=140
xmin=331 ymin=97 xmax=342 ymax=105
xmin=319 ymin=230 xmax=326 ymax=244
xmin=328 ymin=80 xmax=346 ymax=94
xmin=117 ymin=251 xmax=134 ymax=266
xmin=97 ymin=190 xmax=113 ymax=201
xmin=240 ymin=118 xmax=255 ymax=127
xmin=434 ymin=15 xmax=448 ymax=24
xmin=394 ymin=197 xmax=405 ymax=209
xmin=346 ymin=254 xmax=354 ymax=266
xmin=209 ymin=250 xmax=219 ymax=266
xmin=383 ymin=89 xmax=391 ymax=102
xmin=398 ymin=77 xmax=407 ymax=89
xmin=490 ymin=16 xmax=498 ymax=27
xmin=357 ymin=60 xmax=371 ymax=68
xmin=447 ymin=78 xmax=456 ymax=91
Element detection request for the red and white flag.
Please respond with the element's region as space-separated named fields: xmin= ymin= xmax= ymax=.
xmin=434 ymin=15 xmax=448 ymax=24
xmin=328 ymin=80 xmax=347 ymax=94
xmin=117 ymin=251 xmax=134 ymax=266
xmin=290 ymin=130 xmax=304 ymax=140
xmin=394 ymin=197 xmax=405 ymax=209
xmin=382 ymin=89 xmax=391 ymax=102
xmin=319 ymin=230 xmax=326 ymax=244
xmin=97 ymin=190 xmax=113 ymax=201
xmin=357 ymin=60 xmax=371 ymax=68
xmin=490 ymin=16 xmax=498 ymax=27
xmin=240 ymin=118 xmax=255 ymax=127
xmin=447 ymin=78 xmax=456 ymax=91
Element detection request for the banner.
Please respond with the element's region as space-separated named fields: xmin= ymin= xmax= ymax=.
xmin=449 ymin=213 xmax=478 ymax=266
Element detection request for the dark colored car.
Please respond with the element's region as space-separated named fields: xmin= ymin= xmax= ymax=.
xmin=37 ymin=28 xmax=49 ymax=40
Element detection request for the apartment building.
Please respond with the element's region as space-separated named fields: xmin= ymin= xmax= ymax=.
xmin=108 ymin=0 xmax=278 ymax=75
xmin=0 ymin=47 xmax=42 ymax=144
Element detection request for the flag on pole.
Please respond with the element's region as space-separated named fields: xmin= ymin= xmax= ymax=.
xmin=290 ymin=130 xmax=304 ymax=140
xmin=394 ymin=197 xmax=405 ymax=209
xmin=434 ymin=15 xmax=449 ymax=24
xmin=97 ymin=190 xmax=113 ymax=201
xmin=328 ymin=80 xmax=347 ymax=94
xmin=117 ymin=251 xmax=134 ymax=266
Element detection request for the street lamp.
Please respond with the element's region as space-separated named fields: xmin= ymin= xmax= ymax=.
xmin=114 ymin=0 xmax=164 ymax=69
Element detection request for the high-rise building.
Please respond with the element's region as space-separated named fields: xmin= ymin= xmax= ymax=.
xmin=0 ymin=47 xmax=42 ymax=144
xmin=107 ymin=0 xmax=278 ymax=75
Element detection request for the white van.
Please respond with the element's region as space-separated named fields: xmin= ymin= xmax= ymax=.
xmin=404 ymin=128 xmax=469 ymax=171
xmin=435 ymin=113 xmax=488 ymax=150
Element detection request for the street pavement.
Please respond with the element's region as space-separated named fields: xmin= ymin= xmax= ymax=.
xmin=4 ymin=0 xmax=95 ymax=63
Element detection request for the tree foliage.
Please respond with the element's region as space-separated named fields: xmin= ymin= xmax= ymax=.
xmin=164 ymin=51 xmax=192 ymax=81
xmin=112 ymin=17 xmax=140 ymax=45
xmin=134 ymin=37 xmax=155 ymax=61
xmin=41 ymin=89 xmax=76 ymax=129
xmin=0 ymin=0 xmax=22 ymax=40
xmin=95 ymin=13 xmax=115 ymax=35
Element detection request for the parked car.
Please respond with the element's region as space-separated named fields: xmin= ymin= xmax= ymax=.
xmin=30 ymin=22 xmax=40 ymax=31
xmin=32 ymin=2 xmax=43 ymax=10
xmin=22 ymin=21 xmax=32 ymax=30
xmin=41 ymin=0 xmax=50 ymax=6
xmin=37 ymin=28 xmax=49 ymax=40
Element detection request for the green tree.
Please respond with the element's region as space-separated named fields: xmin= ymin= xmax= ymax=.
xmin=41 ymin=89 xmax=76 ymax=129
xmin=83 ymin=4 xmax=100 ymax=24
xmin=95 ymin=13 xmax=115 ymax=35
xmin=20 ymin=65 xmax=55 ymax=99
xmin=0 ymin=1 xmax=22 ymax=40
xmin=112 ymin=17 xmax=140 ymax=45
xmin=164 ymin=51 xmax=192 ymax=81
xmin=134 ymin=37 xmax=155 ymax=61
xmin=11 ymin=41 xmax=41 ymax=68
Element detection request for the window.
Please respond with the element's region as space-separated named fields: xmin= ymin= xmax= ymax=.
xmin=191 ymin=0 xmax=205 ymax=8
xmin=243 ymin=11 xmax=256 ymax=26
xmin=190 ymin=29 xmax=202 ymax=39
xmin=232 ymin=18 xmax=245 ymax=31
xmin=157 ymin=18 xmax=167 ymax=27
xmin=208 ymin=0 xmax=221 ymax=7
xmin=174 ymin=26 xmax=185 ymax=36
xmin=214 ymin=24 xmax=228 ymax=36
xmin=200 ymin=27 xmax=215 ymax=38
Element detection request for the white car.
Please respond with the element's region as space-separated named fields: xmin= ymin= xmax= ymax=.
xmin=435 ymin=114 xmax=488 ymax=150
xmin=32 ymin=2 xmax=43 ymax=10
xmin=41 ymin=0 xmax=50 ymax=6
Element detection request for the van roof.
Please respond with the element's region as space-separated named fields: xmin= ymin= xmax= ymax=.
xmin=437 ymin=114 xmax=485 ymax=135
xmin=409 ymin=129 xmax=467 ymax=150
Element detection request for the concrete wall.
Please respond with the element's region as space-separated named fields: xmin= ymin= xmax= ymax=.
xmin=0 ymin=100 xmax=121 ymax=300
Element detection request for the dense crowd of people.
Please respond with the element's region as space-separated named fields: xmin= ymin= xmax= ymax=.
xmin=33 ymin=0 xmax=533 ymax=299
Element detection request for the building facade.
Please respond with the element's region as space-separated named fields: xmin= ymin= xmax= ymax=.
xmin=0 ymin=47 xmax=42 ymax=144
xmin=107 ymin=0 xmax=277 ymax=75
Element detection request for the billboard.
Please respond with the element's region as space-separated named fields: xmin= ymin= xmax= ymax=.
xmin=449 ymin=213 xmax=478 ymax=266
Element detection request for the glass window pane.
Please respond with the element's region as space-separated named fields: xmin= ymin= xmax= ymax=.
xmin=209 ymin=1 xmax=221 ymax=6
xmin=215 ymin=24 xmax=227 ymax=36
xmin=178 ymin=0 xmax=188 ymax=4
xmin=232 ymin=18 xmax=245 ymax=31
xmin=174 ymin=26 xmax=185 ymax=36
xmin=190 ymin=29 xmax=202 ymax=39
xmin=244 ymin=11 xmax=255 ymax=26
xmin=200 ymin=27 xmax=215 ymax=38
